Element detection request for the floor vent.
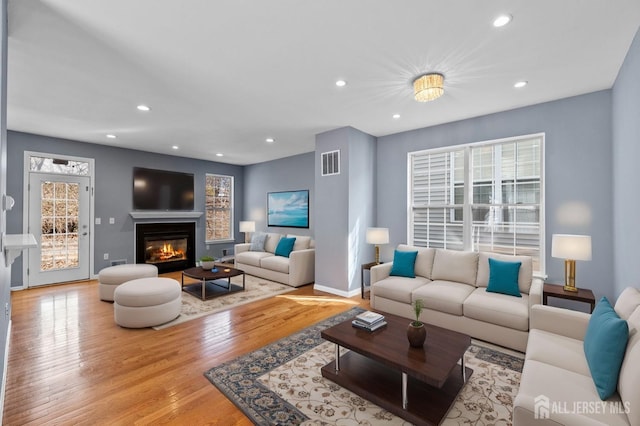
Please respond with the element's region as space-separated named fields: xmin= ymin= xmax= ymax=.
xmin=321 ymin=150 xmax=340 ymax=176
xmin=111 ymin=259 xmax=127 ymax=266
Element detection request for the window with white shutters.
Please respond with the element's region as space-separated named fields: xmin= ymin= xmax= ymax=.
xmin=409 ymin=134 xmax=544 ymax=273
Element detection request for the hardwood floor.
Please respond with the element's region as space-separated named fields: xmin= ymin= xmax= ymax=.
xmin=3 ymin=273 xmax=370 ymax=425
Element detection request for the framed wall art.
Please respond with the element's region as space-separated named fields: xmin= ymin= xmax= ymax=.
xmin=267 ymin=190 xmax=309 ymax=228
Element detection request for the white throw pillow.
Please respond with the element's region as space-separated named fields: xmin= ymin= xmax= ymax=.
xmin=264 ymin=233 xmax=282 ymax=253
xmin=287 ymin=234 xmax=311 ymax=251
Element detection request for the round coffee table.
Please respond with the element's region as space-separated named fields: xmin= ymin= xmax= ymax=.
xmin=181 ymin=265 xmax=245 ymax=300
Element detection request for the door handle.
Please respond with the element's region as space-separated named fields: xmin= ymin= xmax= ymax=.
xmin=82 ymin=232 xmax=88 ymax=236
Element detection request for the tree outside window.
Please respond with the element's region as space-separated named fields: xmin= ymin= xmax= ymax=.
xmin=205 ymin=174 xmax=234 ymax=242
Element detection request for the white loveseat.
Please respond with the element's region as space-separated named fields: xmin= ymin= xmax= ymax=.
xmin=370 ymin=244 xmax=543 ymax=352
xmin=234 ymin=232 xmax=315 ymax=287
xmin=513 ymin=287 xmax=640 ymax=426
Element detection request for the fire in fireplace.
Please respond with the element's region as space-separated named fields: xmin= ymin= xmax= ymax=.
xmin=145 ymin=238 xmax=187 ymax=264
xmin=135 ymin=222 xmax=195 ymax=273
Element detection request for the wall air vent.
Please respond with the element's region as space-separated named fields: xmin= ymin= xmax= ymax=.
xmin=321 ymin=150 xmax=340 ymax=176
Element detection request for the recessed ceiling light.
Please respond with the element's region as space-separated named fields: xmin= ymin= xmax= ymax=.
xmin=137 ymin=104 xmax=151 ymax=111
xmin=216 ymin=153 xmax=224 ymax=157
xmin=172 ymin=145 xmax=179 ymax=150
xmin=493 ymin=14 xmax=512 ymax=27
xmin=335 ymin=80 xmax=347 ymax=87
xmin=514 ymin=81 xmax=528 ymax=88
xmin=106 ymin=134 xmax=117 ymax=139
xmin=265 ymin=137 xmax=275 ymax=143
xmin=393 ymin=114 xmax=401 ymax=119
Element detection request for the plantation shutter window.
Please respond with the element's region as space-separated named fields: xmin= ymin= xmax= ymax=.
xmin=409 ymin=134 xmax=544 ymax=273
xmin=410 ymin=149 xmax=465 ymax=250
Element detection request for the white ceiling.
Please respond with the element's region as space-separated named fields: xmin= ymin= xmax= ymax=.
xmin=7 ymin=1 xmax=640 ymax=166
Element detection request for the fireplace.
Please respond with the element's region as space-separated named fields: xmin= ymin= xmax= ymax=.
xmin=135 ymin=222 xmax=196 ymax=273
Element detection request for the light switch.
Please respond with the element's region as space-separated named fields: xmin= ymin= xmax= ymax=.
xmin=95 ymin=217 xmax=101 ymax=225
xmin=109 ymin=218 xmax=115 ymax=224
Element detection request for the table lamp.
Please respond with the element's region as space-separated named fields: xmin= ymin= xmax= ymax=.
xmin=366 ymin=227 xmax=389 ymax=264
xmin=239 ymin=221 xmax=255 ymax=243
xmin=551 ymin=234 xmax=592 ymax=292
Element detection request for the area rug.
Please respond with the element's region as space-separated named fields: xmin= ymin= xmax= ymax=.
xmin=204 ymin=308 xmax=524 ymax=425
xmin=153 ymin=275 xmax=295 ymax=329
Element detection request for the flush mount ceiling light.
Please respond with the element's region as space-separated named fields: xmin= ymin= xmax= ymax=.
xmin=413 ymin=73 xmax=444 ymax=102
xmin=171 ymin=145 xmax=179 ymax=150
xmin=106 ymin=134 xmax=117 ymax=139
xmin=335 ymin=80 xmax=347 ymax=87
xmin=514 ymin=80 xmax=528 ymax=88
xmin=265 ymin=137 xmax=275 ymax=143
xmin=137 ymin=104 xmax=151 ymax=111
xmin=216 ymin=153 xmax=224 ymax=157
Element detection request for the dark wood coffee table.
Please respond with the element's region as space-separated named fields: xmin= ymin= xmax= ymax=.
xmin=321 ymin=312 xmax=472 ymax=426
xmin=181 ymin=265 xmax=245 ymax=301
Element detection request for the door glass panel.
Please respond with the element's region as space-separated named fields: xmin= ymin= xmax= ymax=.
xmin=30 ymin=156 xmax=90 ymax=175
xmin=40 ymin=181 xmax=80 ymax=271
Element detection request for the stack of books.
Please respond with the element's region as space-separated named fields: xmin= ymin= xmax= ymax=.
xmin=352 ymin=311 xmax=387 ymax=331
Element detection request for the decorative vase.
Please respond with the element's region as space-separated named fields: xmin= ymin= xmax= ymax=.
xmin=407 ymin=322 xmax=426 ymax=348
xmin=200 ymin=261 xmax=215 ymax=270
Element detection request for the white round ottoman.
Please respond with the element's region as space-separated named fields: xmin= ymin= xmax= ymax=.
xmin=98 ymin=264 xmax=158 ymax=301
xmin=114 ymin=277 xmax=181 ymax=328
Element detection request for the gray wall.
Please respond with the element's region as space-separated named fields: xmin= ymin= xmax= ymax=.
xmin=376 ymin=90 xmax=615 ymax=301
xmin=0 ymin=0 xmax=9 ymax=407
xmin=315 ymin=128 xmax=351 ymax=291
xmin=314 ymin=127 xmax=376 ymax=294
xmin=347 ymin=129 xmax=376 ymax=292
xmin=613 ymin=27 xmax=640 ymax=298
xmin=6 ymin=131 xmax=244 ymax=286
xmin=243 ymin=152 xmax=314 ymax=236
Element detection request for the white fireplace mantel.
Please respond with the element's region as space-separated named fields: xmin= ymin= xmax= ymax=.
xmin=129 ymin=211 xmax=204 ymax=220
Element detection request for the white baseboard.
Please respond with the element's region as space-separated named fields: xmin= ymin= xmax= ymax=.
xmin=0 ymin=320 xmax=11 ymax=425
xmin=313 ymin=283 xmax=360 ymax=298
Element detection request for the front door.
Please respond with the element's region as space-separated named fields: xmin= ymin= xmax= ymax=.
xmin=27 ymin=173 xmax=91 ymax=286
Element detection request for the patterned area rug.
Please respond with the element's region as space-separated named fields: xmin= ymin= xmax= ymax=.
xmin=204 ymin=308 xmax=524 ymax=425
xmin=153 ymin=274 xmax=295 ymax=329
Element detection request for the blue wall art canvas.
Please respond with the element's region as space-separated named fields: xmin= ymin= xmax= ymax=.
xmin=267 ymin=190 xmax=309 ymax=228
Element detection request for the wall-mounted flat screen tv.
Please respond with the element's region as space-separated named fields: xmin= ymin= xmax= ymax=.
xmin=132 ymin=167 xmax=195 ymax=211
xmin=267 ymin=189 xmax=309 ymax=228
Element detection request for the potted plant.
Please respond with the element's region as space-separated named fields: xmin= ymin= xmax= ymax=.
xmin=200 ymin=256 xmax=216 ymax=271
xmin=407 ymin=298 xmax=426 ymax=348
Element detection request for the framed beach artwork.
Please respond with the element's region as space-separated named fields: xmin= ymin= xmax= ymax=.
xmin=267 ymin=190 xmax=309 ymax=228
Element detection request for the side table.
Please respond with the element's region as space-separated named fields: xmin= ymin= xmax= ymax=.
xmin=542 ymin=283 xmax=596 ymax=313
xmin=217 ymin=255 xmax=235 ymax=264
xmin=361 ymin=261 xmax=380 ymax=299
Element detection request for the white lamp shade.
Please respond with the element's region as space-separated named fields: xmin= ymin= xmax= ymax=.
xmin=239 ymin=221 xmax=255 ymax=233
xmin=366 ymin=227 xmax=389 ymax=245
xmin=551 ymin=234 xmax=592 ymax=261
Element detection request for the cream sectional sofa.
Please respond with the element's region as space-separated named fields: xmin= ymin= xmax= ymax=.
xmin=370 ymin=244 xmax=543 ymax=352
xmin=234 ymin=232 xmax=315 ymax=287
xmin=514 ymin=287 xmax=640 ymax=426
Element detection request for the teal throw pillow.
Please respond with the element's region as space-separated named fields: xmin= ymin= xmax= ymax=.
xmin=584 ymin=297 xmax=629 ymax=400
xmin=274 ymin=237 xmax=296 ymax=258
xmin=250 ymin=232 xmax=267 ymax=252
xmin=389 ymin=250 xmax=419 ymax=278
xmin=486 ymin=258 xmax=522 ymax=297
